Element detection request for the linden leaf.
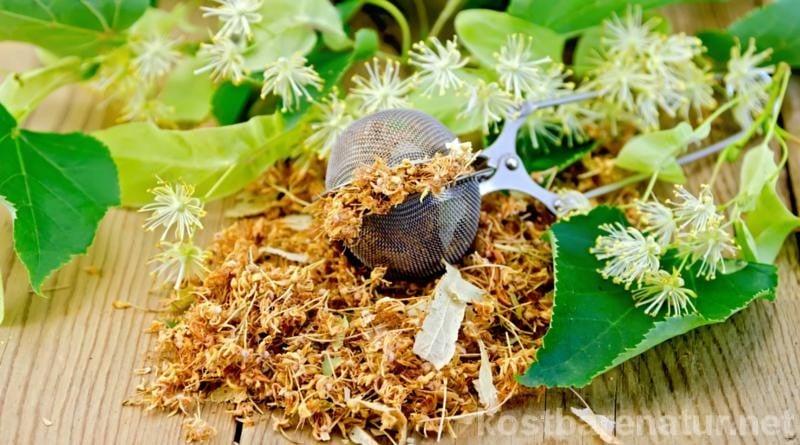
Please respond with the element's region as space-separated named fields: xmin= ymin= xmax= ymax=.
xmin=212 ymin=82 xmax=253 ymax=126
xmin=455 ymin=9 xmax=565 ymax=67
xmin=0 ymin=104 xmax=120 ymax=293
xmin=0 ymin=0 xmax=148 ymax=56
xmin=517 ymin=132 xmax=598 ymax=172
xmin=413 ymin=264 xmax=484 ymax=370
xmin=519 ymin=206 xmax=777 ymax=388
xmin=728 ymin=0 xmax=800 ymax=68
xmin=506 ymin=0 xmax=709 ymax=36
xmin=93 ymin=113 xmax=303 ymax=206
xmin=243 ymin=0 xmax=350 ymax=69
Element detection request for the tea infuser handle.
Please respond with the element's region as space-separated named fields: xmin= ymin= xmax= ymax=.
xmin=478 ymin=152 xmax=563 ymax=213
xmin=478 ymin=91 xmax=599 ymax=213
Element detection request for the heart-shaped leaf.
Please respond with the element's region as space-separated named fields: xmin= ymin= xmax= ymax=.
xmin=0 ymin=104 xmax=120 ymax=292
xmin=519 ymin=206 xmax=777 ymax=388
xmin=0 ymin=0 xmax=148 ymax=56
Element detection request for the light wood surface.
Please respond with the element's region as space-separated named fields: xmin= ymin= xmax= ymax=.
xmin=1 ymin=2 xmax=799 ymax=444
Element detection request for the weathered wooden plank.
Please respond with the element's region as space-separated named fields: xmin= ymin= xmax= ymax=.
xmin=3 ymin=0 xmax=800 ymax=443
xmin=0 ymin=43 xmax=236 ymax=445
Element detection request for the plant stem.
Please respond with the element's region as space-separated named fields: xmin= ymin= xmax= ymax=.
xmin=642 ymin=171 xmax=659 ymax=200
xmin=365 ymin=0 xmax=411 ymax=60
xmin=429 ymin=0 xmax=465 ymax=39
xmin=411 ymin=0 xmax=429 ymax=40
xmin=584 ymin=131 xmax=747 ymax=199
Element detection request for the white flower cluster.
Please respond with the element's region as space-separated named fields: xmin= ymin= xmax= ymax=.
xmin=195 ymin=0 xmax=327 ymax=113
xmin=591 ymin=185 xmax=738 ymax=317
xmin=306 ymin=16 xmax=687 ymax=157
xmin=584 ymin=6 xmax=715 ymax=132
xmin=140 ymin=179 xmax=210 ymax=290
xmin=724 ymin=39 xmax=775 ymax=128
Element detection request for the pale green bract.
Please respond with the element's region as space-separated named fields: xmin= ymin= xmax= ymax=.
xmin=735 ymin=144 xmax=800 ymax=263
xmin=0 ymin=0 xmax=148 ymax=56
xmin=158 ymin=58 xmax=216 ymax=123
xmin=614 ymin=122 xmax=710 ymax=183
xmin=93 ymin=113 xmax=305 ymax=206
xmin=0 ymin=57 xmax=84 ymax=121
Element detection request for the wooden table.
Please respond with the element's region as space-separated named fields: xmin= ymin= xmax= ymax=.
xmin=1 ymin=2 xmax=799 ymax=444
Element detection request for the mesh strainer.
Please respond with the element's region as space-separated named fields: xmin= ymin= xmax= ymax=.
xmin=325 ymin=93 xmax=597 ymax=278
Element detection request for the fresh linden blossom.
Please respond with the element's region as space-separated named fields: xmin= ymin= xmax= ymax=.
xmin=201 ymin=0 xmax=263 ymax=40
xmin=494 ymin=34 xmax=552 ymax=101
xmin=131 ymin=36 xmax=182 ymax=81
xmin=140 ymin=178 xmax=206 ymax=241
xmin=680 ymin=222 xmax=738 ymax=280
xmin=306 ymin=93 xmax=354 ymax=158
xmin=350 ymin=58 xmax=412 ymax=113
xmin=632 ymin=269 xmax=697 ymax=317
xmin=261 ymin=53 xmax=323 ymax=112
xmin=724 ymin=39 xmax=775 ymax=128
xmin=462 ymin=81 xmax=516 ymax=134
xmin=636 ymin=200 xmax=676 ymax=247
xmin=590 ymin=223 xmax=662 ymax=289
xmin=150 ymin=241 xmax=211 ymax=290
xmin=603 ymin=6 xmax=661 ymax=57
xmin=195 ymin=37 xmax=247 ymax=84
xmin=409 ymin=37 xmax=468 ymax=96
xmin=669 ymin=184 xmax=721 ymax=233
xmin=586 ymin=7 xmax=714 ymax=131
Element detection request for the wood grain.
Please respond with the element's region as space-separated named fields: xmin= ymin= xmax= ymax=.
xmin=0 ymin=43 xmax=236 ymax=445
xmin=2 ymin=1 xmax=800 ymax=444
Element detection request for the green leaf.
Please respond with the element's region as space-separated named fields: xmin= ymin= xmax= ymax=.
xmin=352 ymin=28 xmax=379 ymax=61
xmin=212 ymin=82 xmax=254 ymax=126
xmin=506 ymin=0 xmax=707 ymax=36
xmin=572 ymin=26 xmax=604 ymax=78
xmin=697 ymin=29 xmax=736 ymax=67
xmin=158 ymin=58 xmax=216 ymax=123
xmin=409 ymin=69 xmax=490 ymax=135
xmin=0 ymin=104 xmax=120 ymax=293
xmin=735 ymin=145 xmax=800 ymax=263
xmin=244 ymin=0 xmax=350 ymax=69
xmin=244 ymin=27 xmax=317 ymax=70
xmin=0 ymin=57 xmax=83 ymax=121
xmin=518 ymin=206 xmax=778 ymax=388
xmin=614 ymin=122 xmax=708 ymax=183
xmin=0 ymin=264 xmax=5 ymax=323
xmin=93 ymin=113 xmax=304 ymax=206
xmin=742 ymin=187 xmax=800 ymax=264
xmin=336 ymin=0 xmax=364 ymax=22
xmin=737 ymin=144 xmax=780 ymax=212
xmin=517 ymin=132 xmax=598 ymax=172
xmin=728 ymin=0 xmax=800 ymax=68
xmin=455 ymin=9 xmax=565 ymax=67
xmin=0 ymin=0 xmax=148 ymax=56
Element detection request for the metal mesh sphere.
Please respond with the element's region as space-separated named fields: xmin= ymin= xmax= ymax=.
xmin=325 ymin=109 xmax=482 ymax=278
xmin=326 ymin=109 xmax=456 ymax=190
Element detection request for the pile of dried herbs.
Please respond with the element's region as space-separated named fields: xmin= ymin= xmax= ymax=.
xmin=129 ymin=159 xmax=556 ymax=442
